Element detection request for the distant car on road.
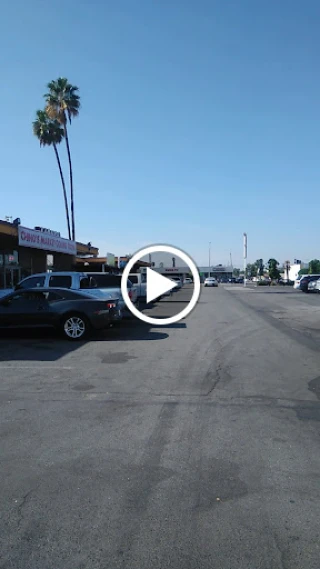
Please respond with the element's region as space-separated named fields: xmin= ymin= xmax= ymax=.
xmin=204 ymin=277 xmax=218 ymax=287
xmin=278 ymin=278 xmax=294 ymax=286
xmin=184 ymin=278 xmax=193 ymax=284
xmin=0 ymin=288 xmax=120 ymax=340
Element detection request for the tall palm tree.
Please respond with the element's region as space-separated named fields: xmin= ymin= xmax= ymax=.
xmin=33 ymin=109 xmax=71 ymax=240
xmin=44 ymin=78 xmax=80 ymax=241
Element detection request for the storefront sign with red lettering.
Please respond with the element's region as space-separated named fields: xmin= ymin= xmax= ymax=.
xmin=18 ymin=226 xmax=77 ymax=255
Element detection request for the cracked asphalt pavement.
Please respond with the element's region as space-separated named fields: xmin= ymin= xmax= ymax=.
xmin=1 ymin=285 xmax=320 ymax=568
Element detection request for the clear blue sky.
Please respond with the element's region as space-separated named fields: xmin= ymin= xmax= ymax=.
xmin=1 ymin=0 xmax=319 ymax=267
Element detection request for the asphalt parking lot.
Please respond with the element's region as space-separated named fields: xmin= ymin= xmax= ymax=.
xmin=1 ymin=284 xmax=320 ymax=569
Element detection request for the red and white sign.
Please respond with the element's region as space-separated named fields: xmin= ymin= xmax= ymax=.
xmin=18 ymin=226 xmax=77 ymax=256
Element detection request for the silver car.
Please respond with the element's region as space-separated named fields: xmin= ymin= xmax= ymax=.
xmin=204 ymin=277 xmax=218 ymax=287
xmin=308 ymin=279 xmax=320 ymax=293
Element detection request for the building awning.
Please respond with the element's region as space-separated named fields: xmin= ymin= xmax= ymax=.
xmin=0 ymin=219 xmax=98 ymax=257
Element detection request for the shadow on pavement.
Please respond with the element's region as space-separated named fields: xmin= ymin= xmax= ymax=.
xmin=0 ymin=317 xmax=177 ymax=361
xmin=102 ymin=322 xmax=169 ymax=342
xmin=104 ymin=319 xmax=186 ymax=340
xmin=0 ymin=328 xmax=84 ymax=362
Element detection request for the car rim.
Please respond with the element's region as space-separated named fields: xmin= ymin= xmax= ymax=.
xmin=64 ymin=317 xmax=86 ymax=339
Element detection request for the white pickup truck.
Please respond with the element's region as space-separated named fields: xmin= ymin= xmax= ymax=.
xmin=86 ymin=272 xmax=139 ymax=312
xmin=15 ymin=271 xmax=138 ymax=317
xmin=128 ymin=273 xmax=147 ymax=300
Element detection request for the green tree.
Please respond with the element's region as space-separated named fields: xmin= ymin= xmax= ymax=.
xmin=268 ymin=258 xmax=281 ymax=280
xmin=32 ymin=109 xmax=71 ymax=240
xmin=246 ymin=263 xmax=257 ymax=277
xmin=44 ymin=78 xmax=80 ymax=241
xmin=255 ymin=259 xmax=264 ymax=277
xmin=298 ymin=268 xmax=309 ymax=276
xmin=309 ymin=259 xmax=320 ymax=274
xmin=233 ymin=268 xmax=240 ymax=277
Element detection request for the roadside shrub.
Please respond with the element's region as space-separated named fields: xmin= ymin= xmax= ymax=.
xmin=257 ymin=280 xmax=271 ymax=286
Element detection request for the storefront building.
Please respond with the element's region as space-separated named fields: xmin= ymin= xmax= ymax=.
xmin=0 ymin=219 xmax=98 ymax=289
xmin=198 ymin=265 xmax=233 ymax=280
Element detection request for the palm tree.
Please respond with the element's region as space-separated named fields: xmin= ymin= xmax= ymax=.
xmin=44 ymin=78 xmax=80 ymax=241
xmin=33 ymin=110 xmax=71 ymax=240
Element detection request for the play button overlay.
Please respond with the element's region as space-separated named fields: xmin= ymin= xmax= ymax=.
xmin=121 ymin=244 xmax=201 ymax=325
xmin=146 ymin=267 xmax=178 ymax=303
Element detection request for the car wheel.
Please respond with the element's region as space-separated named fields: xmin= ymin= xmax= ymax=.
xmin=61 ymin=314 xmax=90 ymax=341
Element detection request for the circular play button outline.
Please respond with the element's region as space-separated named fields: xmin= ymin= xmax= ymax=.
xmin=121 ymin=244 xmax=201 ymax=325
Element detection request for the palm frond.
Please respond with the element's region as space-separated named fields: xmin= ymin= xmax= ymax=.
xmin=32 ymin=108 xmax=64 ymax=146
xmin=44 ymin=77 xmax=80 ymax=125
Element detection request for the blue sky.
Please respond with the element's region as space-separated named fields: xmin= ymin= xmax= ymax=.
xmin=1 ymin=0 xmax=320 ymax=267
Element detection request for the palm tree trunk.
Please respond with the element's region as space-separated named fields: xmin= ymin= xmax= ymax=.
xmin=53 ymin=143 xmax=71 ymax=240
xmin=63 ymin=124 xmax=75 ymax=241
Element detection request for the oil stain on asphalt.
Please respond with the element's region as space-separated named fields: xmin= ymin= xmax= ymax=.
xmin=100 ymin=352 xmax=137 ymax=364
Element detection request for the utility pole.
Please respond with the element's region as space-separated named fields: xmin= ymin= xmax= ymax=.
xmin=243 ymin=233 xmax=247 ymax=287
xmin=208 ymin=242 xmax=211 ymax=278
xmin=284 ymin=260 xmax=290 ymax=282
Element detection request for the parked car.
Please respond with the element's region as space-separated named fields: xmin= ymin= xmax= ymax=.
xmin=85 ymin=272 xmax=138 ymax=312
xmin=0 ymin=289 xmax=13 ymax=299
xmin=16 ymin=272 xmax=93 ymax=291
xmin=170 ymin=277 xmax=183 ymax=289
xmin=15 ymin=271 xmax=138 ymax=317
xmin=204 ymin=277 xmax=218 ymax=287
xmin=313 ymin=279 xmax=320 ymax=293
xmin=299 ymin=274 xmax=320 ymax=293
xmin=256 ymin=278 xmax=271 ymax=286
xmin=307 ymin=280 xmax=319 ymax=292
xmin=293 ymin=277 xmax=302 ymax=289
xmin=184 ymin=278 xmax=193 ymax=284
xmin=128 ymin=272 xmax=147 ymax=300
xmin=228 ymin=277 xmax=236 ymax=283
xmin=0 ymin=288 xmax=120 ymax=340
xmin=278 ymin=278 xmax=294 ymax=286
xmin=235 ymin=277 xmax=244 ymax=283
xmin=220 ymin=277 xmax=229 ymax=284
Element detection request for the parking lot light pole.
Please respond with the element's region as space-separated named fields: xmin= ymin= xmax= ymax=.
xmin=243 ymin=233 xmax=247 ymax=287
xmin=208 ymin=242 xmax=211 ymax=278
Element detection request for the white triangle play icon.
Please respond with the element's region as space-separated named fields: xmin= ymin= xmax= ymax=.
xmin=146 ymin=268 xmax=178 ymax=303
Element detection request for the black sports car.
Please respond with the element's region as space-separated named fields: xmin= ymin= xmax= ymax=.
xmin=0 ymin=288 xmax=121 ymax=340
